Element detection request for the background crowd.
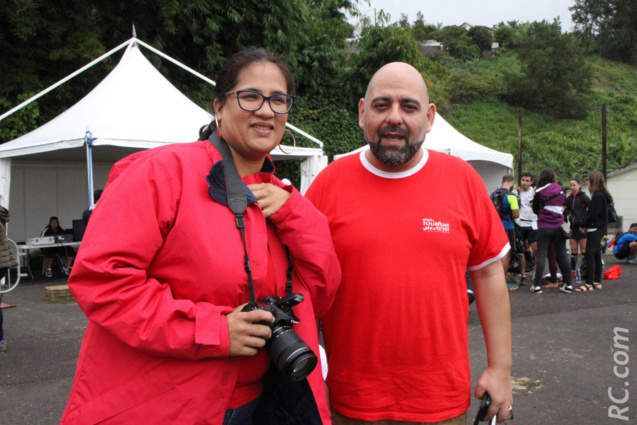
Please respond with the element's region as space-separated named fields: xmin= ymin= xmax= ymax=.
xmin=492 ymin=168 xmax=634 ymax=294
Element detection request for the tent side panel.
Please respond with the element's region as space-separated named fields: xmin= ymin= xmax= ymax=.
xmin=25 ymin=166 xmax=58 ymax=238
xmin=0 ymin=159 xmax=11 ymax=208
xmin=10 ymin=161 xmax=112 ymax=243
xmin=7 ymin=165 xmax=25 ymax=242
xmin=467 ymin=160 xmax=509 ymax=194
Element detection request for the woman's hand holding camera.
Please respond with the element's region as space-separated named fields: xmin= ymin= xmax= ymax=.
xmin=248 ymin=183 xmax=290 ymax=218
xmin=226 ymin=303 xmax=274 ymax=356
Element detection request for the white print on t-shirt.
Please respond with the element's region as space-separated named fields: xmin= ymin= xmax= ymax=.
xmin=422 ymin=218 xmax=450 ymax=233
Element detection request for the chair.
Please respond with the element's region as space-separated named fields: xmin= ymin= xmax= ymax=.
xmin=41 ymin=252 xmax=66 ymax=276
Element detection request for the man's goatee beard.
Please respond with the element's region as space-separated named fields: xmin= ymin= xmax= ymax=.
xmin=367 ymin=127 xmax=426 ymax=167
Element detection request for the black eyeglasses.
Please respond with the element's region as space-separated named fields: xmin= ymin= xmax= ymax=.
xmin=225 ymin=90 xmax=295 ymax=114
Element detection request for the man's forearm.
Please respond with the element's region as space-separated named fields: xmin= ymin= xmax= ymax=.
xmin=471 ymin=260 xmax=512 ymax=371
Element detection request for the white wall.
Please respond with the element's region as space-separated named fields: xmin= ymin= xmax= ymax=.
xmin=607 ymin=167 xmax=637 ymax=229
xmin=581 ymin=166 xmax=637 ymax=231
xmin=7 ymin=160 xmax=112 ymax=242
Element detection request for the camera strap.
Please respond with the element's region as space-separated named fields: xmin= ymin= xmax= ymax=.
xmin=208 ymin=133 xmax=294 ymax=306
xmin=209 ymin=133 xmax=257 ymax=306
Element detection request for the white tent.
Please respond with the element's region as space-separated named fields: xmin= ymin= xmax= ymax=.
xmin=0 ymin=38 xmax=326 ymax=241
xmin=334 ymin=113 xmax=513 ymax=192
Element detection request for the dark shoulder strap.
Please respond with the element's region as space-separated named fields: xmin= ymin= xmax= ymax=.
xmin=208 ymin=132 xmax=247 ymax=215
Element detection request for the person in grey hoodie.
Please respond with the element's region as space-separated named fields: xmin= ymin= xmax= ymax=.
xmin=531 ymin=168 xmax=572 ymax=294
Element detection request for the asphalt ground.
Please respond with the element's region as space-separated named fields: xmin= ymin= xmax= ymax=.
xmin=0 ymin=254 xmax=635 ymax=424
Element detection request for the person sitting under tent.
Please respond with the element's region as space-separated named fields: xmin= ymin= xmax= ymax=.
xmin=40 ymin=216 xmax=75 ymax=277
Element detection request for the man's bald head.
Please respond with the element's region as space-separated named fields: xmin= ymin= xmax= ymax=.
xmin=365 ymin=62 xmax=429 ymax=103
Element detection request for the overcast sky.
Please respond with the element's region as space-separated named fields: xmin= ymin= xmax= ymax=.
xmin=351 ymin=0 xmax=576 ymax=31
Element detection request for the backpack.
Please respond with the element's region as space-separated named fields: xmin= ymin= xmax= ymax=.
xmin=607 ymin=201 xmax=618 ymax=224
xmin=490 ymin=189 xmax=508 ymax=218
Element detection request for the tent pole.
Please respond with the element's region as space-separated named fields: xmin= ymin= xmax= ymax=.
xmin=85 ymin=131 xmax=95 ymax=206
xmin=0 ymin=38 xmax=135 ymax=123
xmin=134 ymin=39 xmax=217 ymax=87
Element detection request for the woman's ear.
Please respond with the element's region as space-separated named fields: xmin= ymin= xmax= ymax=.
xmin=213 ymin=98 xmax=223 ymax=122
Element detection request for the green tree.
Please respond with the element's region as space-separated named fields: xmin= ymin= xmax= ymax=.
xmin=0 ymin=0 xmax=358 ymax=138
xmin=399 ymin=13 xmax=409 ymax=28
xmin=467 ymin=26 xmax=493 ymax=53
xmin=438 ymin=26 xmax=480 ymax=61
xmin=346 ymin=25 xmax=446 ymax=106
xmin=493 ymin=25 xmax=516 ymax=49
xmin=0 ymin=0 xmax=112 ymax=124
xmin=570 ymin=0 xmax=637 ymax=63
xmin=411 ymin=12 xmax=438 ymax=42
xmin=502 ymin=20 xmax=592 ymax=118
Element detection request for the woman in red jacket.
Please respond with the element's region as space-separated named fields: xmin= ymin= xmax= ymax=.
xmin=61 ymin=48 xmax=340 ymax=425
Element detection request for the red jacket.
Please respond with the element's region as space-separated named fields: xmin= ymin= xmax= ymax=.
xmin=61 ymin=140 xmax=340 ymax=424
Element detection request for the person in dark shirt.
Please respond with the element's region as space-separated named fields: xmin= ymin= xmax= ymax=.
xmin=577 ymin=171 xmax=613 ymax=291
xmin=41 ymin=216 xmax=75 ymax=277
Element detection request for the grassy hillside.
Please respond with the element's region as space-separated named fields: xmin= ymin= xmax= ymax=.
xmin=438 ymin=54 xmax=637 ymax=182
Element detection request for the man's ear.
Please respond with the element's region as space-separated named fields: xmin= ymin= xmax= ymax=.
xmin=425 ymin=103 xmax=436 ymax=133
xmin=358 ymin=98 xmax=366 ymax=130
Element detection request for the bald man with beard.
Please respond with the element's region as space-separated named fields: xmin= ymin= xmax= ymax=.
xmin=306 ymin=62 xmax=513 ymax=424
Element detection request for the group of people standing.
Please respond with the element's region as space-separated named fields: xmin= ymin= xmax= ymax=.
xmin=495 ymin=168 xmax=616 ymax=294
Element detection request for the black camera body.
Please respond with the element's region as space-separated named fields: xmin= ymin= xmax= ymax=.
xmin=242 ymin=293 xmax=317 ymax=382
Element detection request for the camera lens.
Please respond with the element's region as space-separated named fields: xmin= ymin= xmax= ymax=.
xmin=268 ymin=326 xmax=317 ymax=382
xmin=288 ymin=352 xmax=317 ymax=381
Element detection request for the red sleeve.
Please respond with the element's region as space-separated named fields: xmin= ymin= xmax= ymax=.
xmin=268 ymin=187 xmax=341 ymax=319
xmin=69 ymin=157 xmax=233 ymax=360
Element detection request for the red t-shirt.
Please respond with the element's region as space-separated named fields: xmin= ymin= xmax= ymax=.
xmin=305 ymin=149 xmax=508 ymax=422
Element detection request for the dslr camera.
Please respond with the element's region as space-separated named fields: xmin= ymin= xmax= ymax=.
xmin=242 ymin=293 xmax=317 ymax=382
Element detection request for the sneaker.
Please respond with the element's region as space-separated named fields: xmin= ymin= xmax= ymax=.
xmin=45 ymin=268 xmax=53 ymax=278
xmin=0 ymin=339 xmax=6 ymax=352
xmin=626 ymin=257 xmax=637 ymax=265
xmin=63 ymin=267 xmax=70 ymax=276
xmin=530 ymin=286 xmax=542 ymax=294
xmin=507 ymin=283 xmax=519 ymax=291
xmin=559 ymin=284 xmax=573 ymax=294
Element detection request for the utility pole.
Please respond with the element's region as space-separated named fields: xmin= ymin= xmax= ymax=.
xmin=602 ymin=103 xmax=607 ymax=179
xmin=517 ymin=108 xmax=522 ymax=180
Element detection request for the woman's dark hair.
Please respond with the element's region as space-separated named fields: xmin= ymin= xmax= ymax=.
xmin=570 ymin=177 xmax=581 ymax=185
xmin=536 ymin=168 xmax=556 ymax=188
xmin=49 ymin=216 xmax=59 ymax=223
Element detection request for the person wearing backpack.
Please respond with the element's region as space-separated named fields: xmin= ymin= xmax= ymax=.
xmin=531 ymin=168 xmax=572 ymax=294
xmin=578 ymin=171 xmax=613 ymax=291
xmin=491 ymin=174 xmax=520 ymax=289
